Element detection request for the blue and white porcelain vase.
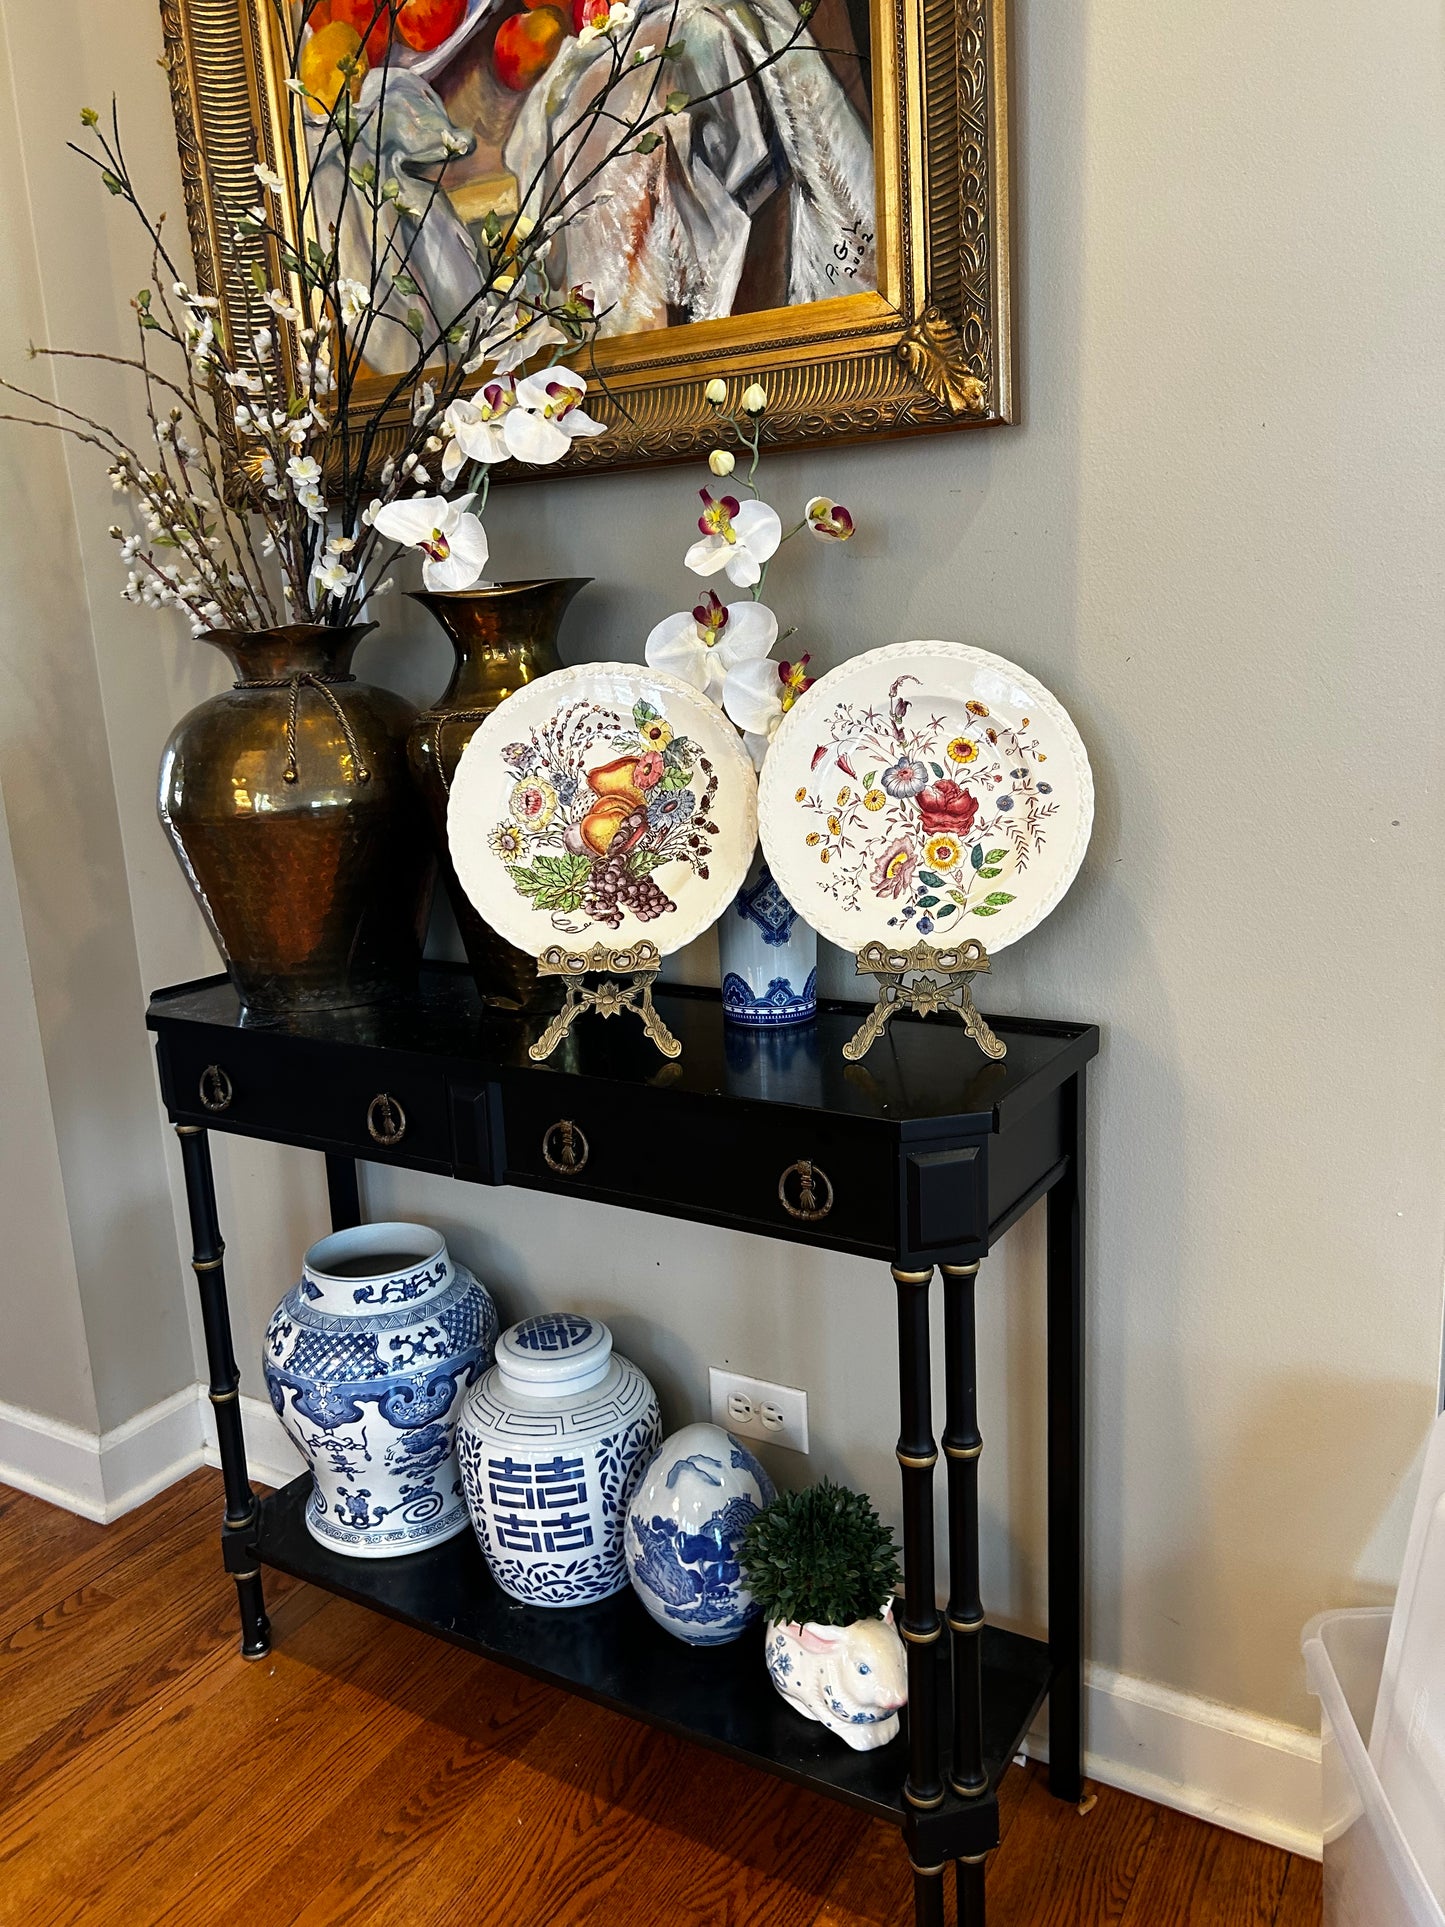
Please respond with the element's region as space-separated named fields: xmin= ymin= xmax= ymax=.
xmin=624 ymin=1422 xmax=775 ymax=1645
xmin=262 ymin=1221 xmax=497 ymax=1559
xmin=718 ymin=849 xmax=818 ymax=1027
xmin=457 ymin=1313 xmax=661 ymax=1607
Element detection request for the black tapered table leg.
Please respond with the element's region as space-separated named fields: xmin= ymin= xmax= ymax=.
xmin=894 ymin=1263 xmax=944 ymax=1826
xmin=942 ymin=1260 xmax=986 ymax=1800
xmin=911 ymin=1863 xmax=946 ymax=1927
xmin=325 ymin=1152 xmax=361 ymax=1233
xmin=176 ymin=1124 xmax=269 ymax=1660
xmin=957 ymin=1854 xmax=988 ymax=1926
xmin=1046 ymin=1067 xmax=1086 ymax=1801
xmin=896 ymin=1262 xmax=947 ymax=1927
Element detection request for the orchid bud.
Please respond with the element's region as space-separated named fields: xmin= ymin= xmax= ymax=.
xmin=741 ymin=381 xmax=767 ymax=415
xmin=708 ymin=448 xmax=735 ymax=477
xmin=704 ymin=377 xmax=727 ymax=406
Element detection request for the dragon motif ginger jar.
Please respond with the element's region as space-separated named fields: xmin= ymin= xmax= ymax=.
xmin=262 ymin=1221 xmax=497 ymax=1558
xmin=457 ymin=1313 xmax=660 ymax=1607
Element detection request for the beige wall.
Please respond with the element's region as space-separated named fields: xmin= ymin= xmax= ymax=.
xmin=0 ymin=0 xmax=194 ymax=1431
xmin=0 ymin=0 xmax=1440 ymax=1740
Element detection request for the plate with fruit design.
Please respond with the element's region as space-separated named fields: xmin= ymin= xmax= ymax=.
xmin=757 ymin=641 xmax=1093 ymax=955
xmin=448 ymin=663 xmax=758 ymax=958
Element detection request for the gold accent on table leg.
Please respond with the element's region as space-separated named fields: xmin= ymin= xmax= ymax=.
xmin=528 ymin=942 xmax=680 ymax=1063
xmin=944 ymin=1439 xmax=984 ymax=1461
xmin=845 ymin=941 xmax=1007 ymax=1064
xmin=191 ymin=1254 xmax=226 ymax=1273
xmin=896 ymin=1448 xmax=939 ymax=1469
xmin=947 ymin=1612 xmax=987 ymax=1634
xmin=208 ymin=1387 xmax=240 ymax=1405
xmin=959 ymin=1850 xmax=992 ymax=1864
xmin=899 ymin=1620 xmax=944 ymax=1646
xmin=910 ymin=1859 xmax=948 ymax=1877
xmin=904 ymin=1787 xmax=947 ymax=1811
xmin=940 ymin=1261 xmax=983 ymax=1279
xmin=891 ymin=1267 xmax=935 ymax=1286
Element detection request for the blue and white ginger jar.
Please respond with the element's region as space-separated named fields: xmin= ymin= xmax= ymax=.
xmin=718 ymin=849 xmax=818 ymax=1027
xmin=625 ymin=1421 xmax=775 ymax=1645
xmin=262 ymin=1221 xmax=497 ymax=1558
xmin=457 ymin=1313 xmax=660 ymax=1607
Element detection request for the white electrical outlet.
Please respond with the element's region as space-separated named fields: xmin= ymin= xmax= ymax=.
xmin=708 ymin=1368 xmax=809 ymax=1454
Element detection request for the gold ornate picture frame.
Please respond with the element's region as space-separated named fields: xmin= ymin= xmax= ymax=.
xmin=159 ymin=0 xmax=1013 ymax=478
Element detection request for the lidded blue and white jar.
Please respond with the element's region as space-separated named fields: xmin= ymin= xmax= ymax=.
xmin=457 ymin=1313 xmax=660 ymax=1608
xmin=262 ymin=1221 xmax=497 ymax=1559
xmin=718 ymin=849 xmax=818 ymax=1027
xmin=625 ymin=1422 xmax=775 ymax=1645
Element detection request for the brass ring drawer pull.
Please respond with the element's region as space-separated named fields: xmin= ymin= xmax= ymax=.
xmin=366 ymin=1093 xmax=407 ymax=1146
xmin=199 ymin=1064 xmax=233 ymax=1113
xmin=542 ymin=1119 xmax=589 ymax=1176
xmin=779 ymin=1159 xmax=833 ymax=1221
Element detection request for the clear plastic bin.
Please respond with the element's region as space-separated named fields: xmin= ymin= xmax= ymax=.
xmin=1302 ymin=1607 xmax=1443 ymax=1927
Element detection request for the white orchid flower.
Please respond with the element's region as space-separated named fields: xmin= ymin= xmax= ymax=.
xmin=336 ymin=278 xmax=371 ymax=328
xmin=505 ymin=366 xmax=606 ymax=464
xmin=440 ymin=383 xmax=515 ymax=482
xmin=644 ymin=592 xmax=777 ymax=701
xmin=311 ymin=553 xmax=356 ymax=597
xmin=684 ymin=489 xmax=782 ymax=589
xmin=369 ymin=493 xmax=489 ymax=593
xmin=722 ymin=652 xmax=814 ymax=767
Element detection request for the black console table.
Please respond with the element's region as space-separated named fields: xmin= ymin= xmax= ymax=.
xmin=146 ymin=965 xmax=1098 ymax=1927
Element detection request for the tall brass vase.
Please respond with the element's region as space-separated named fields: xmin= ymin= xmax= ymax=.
xmin=158 ymin=625 xmax=435 ymax=1014
xmin=408 ymin=580 xmax=588 ymax=1010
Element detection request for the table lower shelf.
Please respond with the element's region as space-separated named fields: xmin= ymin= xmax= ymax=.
xmin=256 ymin=1475 xmax=1053 ymax=1841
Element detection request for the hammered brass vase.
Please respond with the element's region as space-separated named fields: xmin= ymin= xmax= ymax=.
xmin=158 ymin=624 xmax=435 ymax=1014
xmin=408 ymin=580 xmax=588 ymax=1010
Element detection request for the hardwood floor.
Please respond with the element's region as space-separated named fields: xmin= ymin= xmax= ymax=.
xmin=0 ymin=1473 xmax=1322 ymax=1926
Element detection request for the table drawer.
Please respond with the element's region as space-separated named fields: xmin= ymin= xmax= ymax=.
xmin=156 ymin=1028 xmax=452 ymax=1167
xmin=496 ymin=1074 xmax=895 ymax=1250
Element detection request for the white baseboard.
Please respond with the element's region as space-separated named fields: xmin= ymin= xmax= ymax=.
xmin=227 ymin=1389 xmax=304 ymax=1490
xmin=0 ymin=1386 xmax=1321 ymax=1856
xmin=0 ymin=1384 xmax=302 ymax=1524
xmin=1025 ymin=1663 xmax=1322 ymax=1859
xmin=0 ymin=1386 xmax=206 ymax=1523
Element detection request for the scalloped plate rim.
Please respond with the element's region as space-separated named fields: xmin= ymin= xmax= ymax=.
xmin=757 ymin=639 xmax=1094 ymax=956
xmin=447 ymin=660 xmax=759 ymax=960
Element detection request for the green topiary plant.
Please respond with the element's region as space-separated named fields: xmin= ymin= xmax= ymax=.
xmin=741 ymin=1479 xmax=901 ymax=1628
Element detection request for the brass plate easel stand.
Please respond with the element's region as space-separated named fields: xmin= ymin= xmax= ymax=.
xmin=843 ymin=938 xmax=1007 ymax=1064
xmin=528 ymin=941 xmax=682 ymax=1063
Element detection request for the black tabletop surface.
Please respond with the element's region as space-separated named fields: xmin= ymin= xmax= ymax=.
xmin=148 ymin=965 xmax=1098 ymax=1133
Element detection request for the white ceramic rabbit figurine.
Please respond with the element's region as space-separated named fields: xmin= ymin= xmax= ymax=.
xmin=764 ymin=1601 xmax=908 ymax=1750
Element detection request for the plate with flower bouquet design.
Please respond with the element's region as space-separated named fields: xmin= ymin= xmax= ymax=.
xmin=758 ymin=642 xmax=1093 ymax=954
xmin=448 ymin=664 xmax=759 ymax=957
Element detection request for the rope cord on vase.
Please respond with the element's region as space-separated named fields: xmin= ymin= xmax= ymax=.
xmin=427 ymin=710 xmax=497 ymax=794
xmin=239 ymin=674 xmax=371 ymax=786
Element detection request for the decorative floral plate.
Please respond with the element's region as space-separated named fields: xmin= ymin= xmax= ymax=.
xmin=448 ymin=663 xmax=758 ymax=958
xmin=757 ymin=642 xmax=1093 ymax=954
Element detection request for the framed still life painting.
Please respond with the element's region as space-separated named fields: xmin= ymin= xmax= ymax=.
xmin=159 ymin=0 xmax=1012 ymax=476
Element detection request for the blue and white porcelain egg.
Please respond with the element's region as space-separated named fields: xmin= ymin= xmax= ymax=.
xmin=624 ymin=1422 xmax=776 ymax=1645
xmin=457 ymin=1313 xmax=661 ymax=1607
xmin=262 ymin=1221 xmax=497 ymax=1558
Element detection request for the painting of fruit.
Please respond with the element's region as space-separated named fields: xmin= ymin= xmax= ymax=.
xmin=491 ymin=7 xmax=566 ymax=91
xmin=298 ymin=18 xmax=369 ymax=114
xmin=308 ymin=0 xmax=395 ymax=66
xmin=396 ymin=0 xmax=467 ymax=53
xmin=286 ymin=0 xmax=875 ymax=382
